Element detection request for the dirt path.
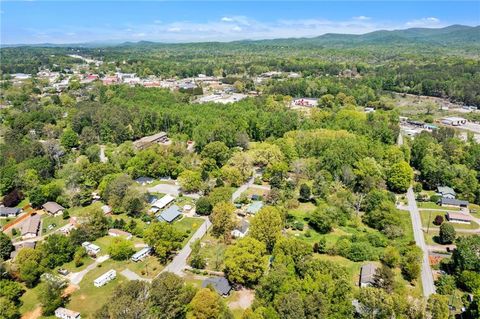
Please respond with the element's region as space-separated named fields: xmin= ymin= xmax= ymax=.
xmin=21 ymin=307 xmax=42 ymax=319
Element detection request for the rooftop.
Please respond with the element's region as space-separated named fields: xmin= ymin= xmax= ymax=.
xmin=21 ymin=214 xmax=41 ymax=235
xmin=447 ymin=212 xmax=473 ymax=221
xmin=42 ymin=201 xmax=65 ymax=214
xmin=246 ymin=201 xmax=263 ymax=214
xmin=158 ymin=205 xmax=182 ymax=223
xmin=360 ymin=263 xmax=378 ymax=285
xmin=202 ymin=277 xmax=232 ymax=295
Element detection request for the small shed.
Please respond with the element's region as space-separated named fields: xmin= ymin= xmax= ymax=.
xmin=359 ymin=263 xmax=378 ymax=287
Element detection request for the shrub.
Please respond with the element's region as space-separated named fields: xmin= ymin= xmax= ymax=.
xmin=430 ymin=194 xmax=441 ymax=203
xmin=433 ymin=215 xmax=444 ymax=226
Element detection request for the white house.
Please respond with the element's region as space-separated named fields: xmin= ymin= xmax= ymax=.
xmin=94 ymin=269 xmax=116 ymax=287
xmin=82 ymin=242 xmax=100 ymax=255
xmin=54 ymin=307 xmax=81 ymax=319
xmin=131 ymin=246 xmax=152 ymax=262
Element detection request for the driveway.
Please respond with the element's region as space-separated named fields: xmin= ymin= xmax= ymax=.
xmin=160 ymin=217 xmax=212 ymax=276
xmin=406 ymin=187 xmax=436 ymax=298
xmin=68 ymin=255 xmax=110 ymax=285
xmin=121 ymin=269 xmax=152 ymax=282
xmin=147 ymin=183 xmax=180 ymax=196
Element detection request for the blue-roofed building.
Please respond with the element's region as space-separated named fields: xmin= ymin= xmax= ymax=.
xmin=157 ymin=205 xmax=182 ymax=223
xmin=246 ymin=201 xmax=263 ymax=215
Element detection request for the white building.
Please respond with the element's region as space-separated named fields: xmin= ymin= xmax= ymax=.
xmin=131 ymin=246 xmax=152 ymax=262
xmin=441 ymin=117 xmax=467 ymax=126
xmin=82 ymin=242 xmax=101 ymax=255
xmin=55 ymin=307 xmax=81 ymax=319
xmin=150 ymin=194 xmax=175 ymax=213
xmin=94 ymin=269 xmax=116 ymax=287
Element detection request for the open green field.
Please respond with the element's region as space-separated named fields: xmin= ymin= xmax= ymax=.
xmin=419 ymin=211 xmax=480 ymax=230
xmin=417 ymin=201 xmax=461 ymax=211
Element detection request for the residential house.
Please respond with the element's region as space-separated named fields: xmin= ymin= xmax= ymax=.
xmin=202 ymin=277 xmax=232 ymax=296
xmin=437 ymin=186 xmax=456 ymax=199
xmin=359 ymin=263 xmax=378 ymax=287
xmin=134 ymin=177 xmax=155 ymax=186
xmin=131 ymin=246 xmax=152 ymax=262
xmin=54 ymin=307 xmax=81 ymax=319
xmin=446 ymin=212 xmax=473 ymax=224
xmin=42 ymin=202 xmax=65 ymax=216
xmin=439 ymin=198 xmax=469 ymax=208
xmin=150 ymin=194 xmax=175 ymax=213
xmin=82 ymin=242 xmax=101 ymax=255
xmin=291 ymin=98 xmax=318 ymax=108
xmin=231 ymin=219 xmax=249 ymax=238
xmin=93 ymin=269 xmax=116 ymax=287
xmin=108 ymin=228 xmax=132 ymax=240
xmin=0 ymin=207 xmax=21 ymax=218
xmin=133 ymin=132 xmax=168 ymax=150
xmin=246 ymin=201 xmax=263 ymax=215
xmin=157 ymin=205 xmax=182 ymax=223
xmin=21 ymin=214 xmax=41 ymax=239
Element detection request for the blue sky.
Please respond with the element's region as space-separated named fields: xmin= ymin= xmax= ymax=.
xmin=1 ymin=1 xmax=479 ymax=44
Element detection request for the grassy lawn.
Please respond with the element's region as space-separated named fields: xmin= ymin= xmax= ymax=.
xmin=199 ymin=233 xmax=227 ymax=271
xmin=470 ymin=204 xmax=480 ymax=218
xmin=68 ymin=202 xmax=104 ymax=217
xmin=417 ymin=201 xmax=461 ymax=211
xmin=419 ymin=211 xmax=480 ymax=230
xmin=173 ymin=216 xmax=203 ymax=245
xmin=67 ymin=259 xmax=128 ymax=318
xmin=41 ymin=214 xmax=69 ymax=235
xmin=126 ymin=255 xmax=164 ymax=278
xmin=19 ymin=284 xmax=43 ymax=315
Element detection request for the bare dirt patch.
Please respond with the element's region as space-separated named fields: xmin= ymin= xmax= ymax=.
xmin=21 ymin=307 xmax=42 ymax=319
xmin=62 ymin=284 xmax=79 ymax=297
xmin=229 ymin=288 xmax=255 ymax=310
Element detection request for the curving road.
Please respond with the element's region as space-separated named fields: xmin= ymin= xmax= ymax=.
xmin=406 ymin=187 xmax=436 ymax=298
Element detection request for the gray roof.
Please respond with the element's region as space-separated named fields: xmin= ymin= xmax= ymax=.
xmin=246 ymin=201 xmax=263 ymax=214
xmin=0 ymin=207 xmax=21 ymax=216
xmin=202 ymin=277 xmax=232 ymax=295
xmin=360 ymin=263 xmax=378 ymax=286
xmin=42 ymin=201 xmax=65 ymax=214
xmin=236 ymin=219 xmax=250 ymax=233
xmin=158 ymin=205 xmax=182 ymax=223
xmin=440 ymin=198 xmax=469 ymax=207
xmin=21 ymin=214 xmax=41 ymax=235
xmin=437 ymin=186 xmax=455 ymax=196
xmin=131 ymin=246 xmax=151 ymax=260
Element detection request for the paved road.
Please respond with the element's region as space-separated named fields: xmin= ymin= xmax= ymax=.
xmin=160 ymin=175 xmax=254 ymax=276
xmin=406 ymin=187 xmax=436 ymax=298
xmin=160 ymin=217 xmax=211 ymax=276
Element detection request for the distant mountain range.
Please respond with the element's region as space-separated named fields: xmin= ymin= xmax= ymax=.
xmin=2 ymin=25 xmax=479 ymax=48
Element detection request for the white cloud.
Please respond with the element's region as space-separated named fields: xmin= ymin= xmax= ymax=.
xmin=353 ymin=16 xmax=370 ymax=21
xmin=167 ymin=27 xmax=181 ymax=32
xmin=221 ymin=17 xmax=234 ymax=22
xmin=232 ymin=26 xmax=242 ymax=32
xmin=405 ymin=17 xmax=441 ymax=27
xmin=133 ymin=32 xmax=146 ymax=37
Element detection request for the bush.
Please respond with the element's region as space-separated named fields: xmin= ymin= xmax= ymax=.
xmin=439 ymin=223 xmax=456 ymax=244
xmin=195 ymin=197 xmax=213 ymax=215
xmin=430 ymin=194 xmax=441 ymax=203
xmin=347 ymin=242 xmax=377 ymax=262
xmin=433 ymin=215 xmax=444 ymax=226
